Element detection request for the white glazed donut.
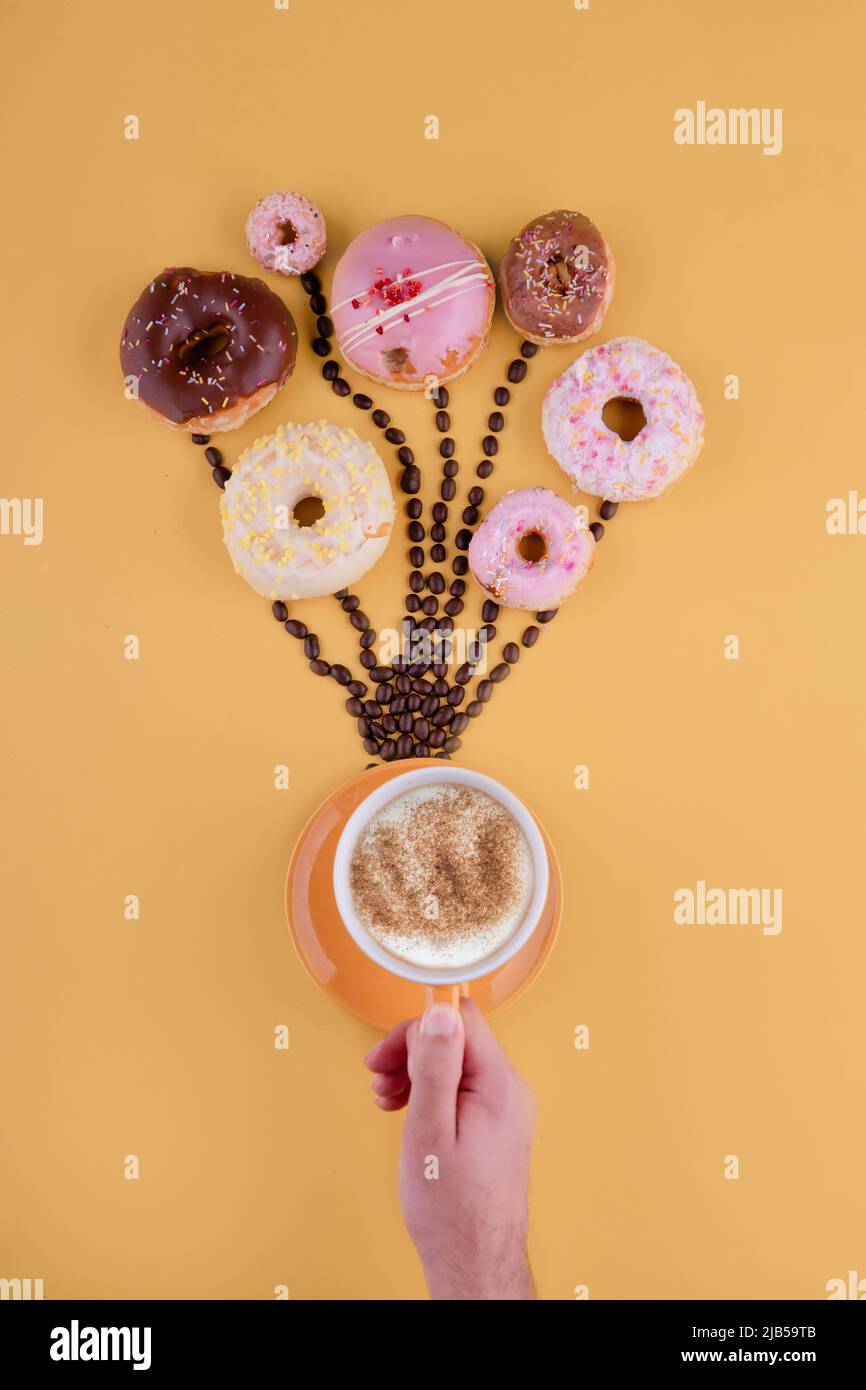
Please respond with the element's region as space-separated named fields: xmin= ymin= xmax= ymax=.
xmin=542 ymin=336 xmax=704 ymax=501
xmin=219 ymin=421 xmax=395 ymax=600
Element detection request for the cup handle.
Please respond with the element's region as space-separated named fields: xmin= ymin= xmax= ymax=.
xmin=424 ymin=982 xmax=469 ymax=1008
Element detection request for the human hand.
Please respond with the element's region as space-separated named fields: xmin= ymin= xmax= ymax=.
xmin=364 ymin=998 xmax=536 ymax=1300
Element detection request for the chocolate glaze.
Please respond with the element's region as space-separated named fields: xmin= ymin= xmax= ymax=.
xmin=499 ymin=211 xmax=613 ymax=343
xmin=119 ymin=267 xmax=297 ymax=424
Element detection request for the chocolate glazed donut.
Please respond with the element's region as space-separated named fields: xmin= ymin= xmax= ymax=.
xmin=499 ymin=210 xmax=615 ymax=347
xmin=120 ymin=267 xmax=298 ymax=432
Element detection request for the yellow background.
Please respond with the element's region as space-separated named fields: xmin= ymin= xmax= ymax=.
xmin=2 ymin=0 xmax=864 ymax=1299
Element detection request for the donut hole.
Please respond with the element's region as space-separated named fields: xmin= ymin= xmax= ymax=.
xmin=278 ymin=220 xmax=298 ymax=246
xmin=602 ymin=397 xmax=647 ymax=442
xmin=518 ymin=530 xmax=548 ymax=564
xmin=292 ymin=495 xmax=326 ymax=528
xmin=546 ymin=255 xmax=573 ymax=293
xmin=178 ymin=324 xmax=231 ymax=367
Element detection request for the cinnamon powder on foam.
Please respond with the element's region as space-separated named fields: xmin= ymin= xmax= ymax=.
xmin=348 ymin=785 xmax=532 ymax=965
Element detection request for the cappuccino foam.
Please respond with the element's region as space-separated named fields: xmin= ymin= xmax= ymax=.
xmin=348 ymin=783 xmax=533 ymax=968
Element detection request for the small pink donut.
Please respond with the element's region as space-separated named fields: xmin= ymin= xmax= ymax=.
xmin=245 ymin=191 xmax=326 ymax=276
xmin=329 ymin=215 xmax=495 ymax=389
xmin=468 ymin=488 xmax=596 ymax=611
xmin=542 ymin=336 xmax=704 ymax=501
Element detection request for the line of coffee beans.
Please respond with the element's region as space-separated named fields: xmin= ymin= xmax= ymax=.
xmin=192 ymin=433 xmax=232 ymax=488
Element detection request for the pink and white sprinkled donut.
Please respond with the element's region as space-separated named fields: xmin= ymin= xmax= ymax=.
xmin=329 ymin=215 xmax=495 ymax=389
xmin=468 ymin=488 xmax=596 ymax=611
xmin=542 ymin=336 xmax=705 ymax=501
xmin=245 ymin=191 xmax=327 ymax=276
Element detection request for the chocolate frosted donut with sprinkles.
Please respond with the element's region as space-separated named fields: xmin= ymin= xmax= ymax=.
xmin=119 ymin=268 xmax=297 ymax=433
xmin=330 ymin=215 xmax=495 ymax=389
xmin=499 ymin=210 xmax=615 ymax=347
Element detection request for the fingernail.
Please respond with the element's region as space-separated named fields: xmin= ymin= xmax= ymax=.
xmin=420 ymin=1002 xmax=459 ymax=1036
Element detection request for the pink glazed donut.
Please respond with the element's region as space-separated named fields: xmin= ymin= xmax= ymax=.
xmin=245 ymin=191 xmax=327 ymax=276
xmin=468 ymin=488 xmax=596 ymax=611
xmin=542 ymin=336 xmax=704 ymax=501
xmin=329 ymin=215 xmax=495 ymax=389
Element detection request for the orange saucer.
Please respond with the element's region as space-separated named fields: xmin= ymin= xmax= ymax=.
xmin=285 ymin=759 xmax=562 ymax=1031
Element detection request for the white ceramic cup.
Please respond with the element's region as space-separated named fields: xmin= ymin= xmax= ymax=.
xmin=332 ymin=766 xmax=549 ymax=986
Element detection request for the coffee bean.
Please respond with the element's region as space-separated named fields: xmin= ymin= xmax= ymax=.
xmin=410 ymin=677 xmax=430 ymax=697
xmin=397 ymin=445 xmax=415 ymax=467
xmin=272 ymin=600 xmax=288 ymax=622
xmin=406 ymin=498 xmax=423 ymax=519
xmin=522 ymin=625 xmax=540 ymax=647
xmin=382 ymin=713 xmax=397 ymax=734
xmin=369 ymin=721 xmax=386 ymax=741
xmin=414 ymin=743 xmax=430 ymax=758
xmin=589 ymin=522 xmax=605 ymax=541
xmin=284 ymin=618 xmax=307 ymax=639
xmin=450 ymin=579 xmax=466 ymax=597
xmin=372 ymin=409 xmax=390 ymax=428
xmin=317 ymin=315 xmax=334 ymax=337
xmin=462 ymin=506 xmax=479 ymax=526
xmin=433 ymin=677 xmax=449 ymax=696
xmin=600 ymin=499 xmax=619 ymax=521
xmin=322 ymin=360 xmax=339 ymax=381
xmin=536 ymin=609 xmax=558 ymax=624
xmin=191 ymin=433 xmax=210 ymax=445
xmin=312 ymin=337 xmax=331 ymax=356
xmin=345 ymin=697 xmax=363 ymax=718
xmin=441 ymin=479 xmax=457 ymax=501
xmin=452 ymin=555 xmax=469 ymax=576
xmin=430 ymin=544 xmax=446 ymax=563
xmin=397 ymin=711 xmax=413 ymax=734
xmin=363 ymin=737 xmax=379 ymax=755
xmin=428 ymin=572 xmax=446 ymax=595
xmin=432 ymin=502 xmax=448 ymax=523
xmin=493 ymin=386 xmax=510 ymax=407
xmin=405 ymin=594 xmax=421 ymax=613
xmin=431 ymin=523 xmax=445 ymax=542
xmin=482 ymin=600 xmax=500 ymax=623
xmin=370 ymin=666 xmax=393 ymax=683
xmin=454 ymin=662 xmax=473 ymax=685
xmin=204 ymin=445 xmax=223 ymax=465
xmin=409 ymin=571 xmax=424 ymax=593
xmin=439 ymin=437 xmax=455 ymax=459
xmin=507 ymin=358 xmax=528 ymax=382
xmin=421 ymin=596 xmax=438 ymax=616
xmin=393 ymin=674 xmax=409 ymax=696
xmin=300 ymin=271 xmax=321 ymax=295
xmin=476 ymin=460 xmax=494 ymax=479
xmin=360 ymin=650 xmax=376 ymax=669
xmin=414 ymin=717 xmax=430 ymax=742
xmin=488 ymin=411 xmax=504 ymax=432
xmin=503 ymin=642 xmax=520 ymax=664
xmin=392 ymin=659 xmax=409 ymax=675
xmin=447 ymin=686 xmax=465 ymax=706
xmin=444 ymin=598 xmax=463 ymax=617
xmin=435 ymin=410 xmax=450 ymax=432
xmin=303 ymin=633 xmax=320 ymax=659
xmin=450 ymin=712 xmax=469 ymax=735
xmin=401 ymin=466 xmax=421 ymax=494
xmin=357 ymin=715 xmax=371 ymax=737
xmin=309 ymin=291 xmax=327 ymax=315
xmin=477 ymin=679 xmax=494 ymax=702
xmin=408 ymin=521 xmax=425 ymax=543
xmin=432 ymin=706 xmax=453 ymax=727
xmin=381 ymin=739 xmax=397 ymax=762
xmin=490 ymin=662 xmax=510 ymax=683
xmin=397 ymin=734 xmax=413 ymax=758
xmin=350 ymin=610 xmax=368 ymax=631
xmin=309 ymin=658 xmax=330 ymax=676
xmin=468 ymin=486 xmax=484 ymax=506
xmin=407 ymin=693 xmax=422 ymax=712
xmin=420 ymin=695 xmax=438 ymax=718
xmin=520 ymin=340 xmax=539 ymax=358
xmin=434 ymin=386 xmax=449 ymax=408
xmin=481 ymin=624 xmax=496 ymax=642
xmin=407 ymin=546 xmax=424 ymax=569
xmin=385 ymin=427 xmax=405 ymax=445
xmin=350 ymin=393 xmax=372 ymax=412
xmin=334 ymin=588 xmax=349 ymax=599
xmin=391 ymin=694 xmax=406 ymax=715
xmin=443 ymin=459 xmax=458 ymax=478
xmin=466 ymin=700 xmax=484 ymax=718
xmin=331 ymin=664 xmax=352 ymax=686
xmin=376 ymin=683 xmax=392 ymax=705
xmin=429 ymin=727 xmax=447 ymax=749
xmin=455 ymin=528 xmax=472 ymax=550
xmin=444 ymin=735 xmax=462 ymax=753
xmin=212 ymin=465 xmax=231 ymax=488
xmin=348 ymin=680 xmax=367 ymax=697
xmin=340 ymin=594 xmax=359 ymax=611
xmin=332 ymin=377 xmax=351 ymax=396
xmin=360 ymin=628 xmax=376 ymax=648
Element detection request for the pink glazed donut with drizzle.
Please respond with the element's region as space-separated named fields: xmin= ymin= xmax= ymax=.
xmin=330 ymin=215 xmax=495 ymax=389
xmin=542 ymin=336 xmax=704 ymax=501
xmin=468 ymin=488 xmax=596 ymax=611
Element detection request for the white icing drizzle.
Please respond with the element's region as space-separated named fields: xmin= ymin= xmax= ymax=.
xmin=330 ymin=258 xmax=478 ymax=314
xmin=340 ymin=262 xmax=490 ymax=353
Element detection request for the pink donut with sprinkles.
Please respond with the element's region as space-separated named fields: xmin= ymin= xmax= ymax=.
xmin=542 ymin=336 xmax=705 ymax=501
xmin=245 ymin=191 xmax=327 ymax=276
xmin=468 ymin=488 xmax=596 ymax=611
xmin=329 ymin=215 xmax=495 ymax=389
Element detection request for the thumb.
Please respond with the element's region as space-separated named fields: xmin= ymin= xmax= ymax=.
xmin=405 ymin=1002 xmax=465 ymax=1144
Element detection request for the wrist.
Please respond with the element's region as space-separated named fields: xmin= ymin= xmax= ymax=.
xmin=422 ymin=1243 xmax=534 ymax=1301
